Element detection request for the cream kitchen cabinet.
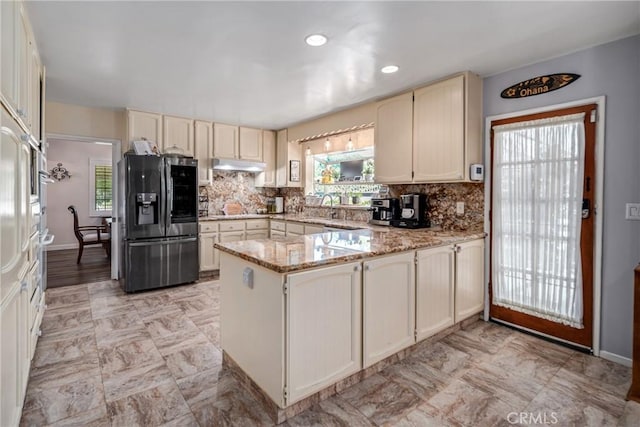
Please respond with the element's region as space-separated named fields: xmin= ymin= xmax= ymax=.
xmin=163 ymin=115 xmax=194 ymax=157
xmin=276 ymin=129 xmax=302 ymax=188
xmin=246 ymin=230 xmax=269 ymax=239
xmin=454 ymin=239 xmax=485 ymax=322
xmin=239 ymin=126 xmax=263 ymax=161
xmin=285 ymin=222 xmax=305 ymax=237
xmin=213 ymin=122 xmax=239 ymax=159
xmin=416 ymin=245 xmax=455 ymax=341
xmin=195 ymin=120 xmax=213 ymax=185
xmin=304 ymin=225 xmax=324 ymax=235
xmin=374 ymin=72 xmax=482 ymax=184
xmin=255 ymin=130 xmax=276 ymax=187
xmin=286 ymin=262 xmax=362 ymax=403
xmin=127 ymin=109 xmax=163 ymax=150
xmin=1 ymin=0 xmax=20 ymax=112
xmin=374 ymin=92 xmax=414 ymax=183
xmin=362 ymin=252 xmax=415 ymax=367
xmin=199 ymin=222 xmax=219 ymax=272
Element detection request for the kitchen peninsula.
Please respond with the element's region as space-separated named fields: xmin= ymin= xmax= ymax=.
xmin=216 ymin=226 xmax=485 ymax=423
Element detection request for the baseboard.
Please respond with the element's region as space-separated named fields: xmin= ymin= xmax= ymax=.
xmin=48 ymin=243 xmax=78 ymax=251
xmin=599 ymin=350 xmax=632 ymax=367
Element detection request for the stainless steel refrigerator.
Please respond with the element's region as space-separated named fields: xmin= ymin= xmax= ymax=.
xmin=118 ymin=155 xmax=199 ymax=292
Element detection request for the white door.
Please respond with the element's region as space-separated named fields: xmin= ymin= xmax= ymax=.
xmin=374 ymin=92 xmax=414 ymax=183
xmin=363 ymin=252 xmax=415 ymax=367
xmin=238 ymin=127 xmax=263 ymax=161
xmin=213 ymin=123 xmax=239 ymax=159
xmin=455 ymin=240 xmax=485 ymax=323
xmin=287 ymin=262 xmax=361 ymax=404
xmin=416 ymin=245 xmax=455 ymax=341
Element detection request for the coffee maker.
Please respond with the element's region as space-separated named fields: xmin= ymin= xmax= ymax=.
xmin=391 ymin=194 xmax=429 ymax=228
xmin=369 ymin=198 xmax=400 ymax=226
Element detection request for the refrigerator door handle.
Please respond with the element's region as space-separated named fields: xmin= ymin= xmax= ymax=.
xmin=165 ymin=237 xmax=197 ymax=244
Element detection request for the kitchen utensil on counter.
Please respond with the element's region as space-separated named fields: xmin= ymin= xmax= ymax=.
xmin=369 ymin=198 xmax=400 ymax=226
xmin=275 ymin=196 xmax=284 ymax=213
xmin=391 ymin=194 xmax=429 ymax=229
xmin=223 ymin=202 xmax=244 ymax=215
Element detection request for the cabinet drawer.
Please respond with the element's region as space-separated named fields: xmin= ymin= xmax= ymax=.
xmin=29 ymin=283 xmax=42 ymax=330
xmin=304 ymin=225 xmax=324 ymax=235
xmin=219 ymin=221 xmax=245 ymax=232
xmin=286 ymin=222 xmax=305 ymax=235
xmin=199 ymin=222 xmax=218 ymax=233
xmin=270 ymin=230 xmax=286 ymax=237
xmin=29 ymin=231 xmax=39 ymax=264
xmin=245 ymin=219 xmax=269 ymax=230
xmin=270 ymin=220 xmax=286 ymax=232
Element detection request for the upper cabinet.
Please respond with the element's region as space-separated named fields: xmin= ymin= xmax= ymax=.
xmin=213 ymin=123 xmax=239 ymax=159
xmin=276 ymin=129 xmax=301 ymax=188
xmin=375 ymin=72 xmax=482 ymax=184
xmin=238 ymin=126 xmax=263 ymax=161
xmin=163 ymin=115 xmax=194 ymax=156
xmin=1 ymin=1 xmax=43 ymax=138
xmin=127 ymin=110 xmax=163 ymax=148
xmin=374 ymin=92 xmax=414 ymax=183
xmin=256 ymin=130 xmax=276 ymax=187
xmin=194 ymin=120 xmax=213 ymax=184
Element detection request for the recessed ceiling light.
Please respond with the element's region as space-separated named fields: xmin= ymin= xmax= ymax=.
xmin=381 ymin=65 xmax=399 ymax=74
xmin=305 ymin=34 xmax=327 ymax=47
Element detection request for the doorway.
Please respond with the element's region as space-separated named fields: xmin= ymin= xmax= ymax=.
xmin=45 ymin=134 xmax=122 ymax=283
xmin=489 ymin=104 xmax=597 ymax=348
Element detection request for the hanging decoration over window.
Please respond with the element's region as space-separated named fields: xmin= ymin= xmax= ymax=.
xmin=500 ymin=73 xmax=580 ymax=99
xmin=50 ymin=162 xmax=72 ymax=181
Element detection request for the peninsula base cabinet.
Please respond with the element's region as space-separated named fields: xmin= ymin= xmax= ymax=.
xmin=416 ymin=245 xmax=455 ymax=341
xmin=363 ymin=252 xmax=415 ymax=367
xmin=454 ymin=239 xmax=485 ymax=322
xmin=220 ymin=254 xmax=362 ymax=408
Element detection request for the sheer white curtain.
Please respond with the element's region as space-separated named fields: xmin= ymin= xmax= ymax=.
xmin=492 ymin=113 xmax=585 ymax=328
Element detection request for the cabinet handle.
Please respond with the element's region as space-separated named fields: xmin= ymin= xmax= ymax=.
xmin=20 ymin=281 xmax=28 ymax=292
xmin=455 ymin=245 xmax=462 ymax=253
xmin=17 ymin=108 xmax=25 ymax=117
xmin=354 ymin=265 xmax=360 ymax=272
xmin=20 ymin=134 xmax=29 ymax=142
xmin=36 ymin=329 xmax=42 ymax=337
xmin=364 ymin=265 xmax=370 ymax=271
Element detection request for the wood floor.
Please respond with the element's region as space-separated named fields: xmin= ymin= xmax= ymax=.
xmin=47 ymin=247 xmax=111 ymax=288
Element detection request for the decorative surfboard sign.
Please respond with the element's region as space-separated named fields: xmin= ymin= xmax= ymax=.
xmin=501 ymin=73 xmax=581 ymax=99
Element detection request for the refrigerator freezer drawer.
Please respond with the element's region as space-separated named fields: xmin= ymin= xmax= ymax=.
xmin=122 ymin=237 xmax=199 ymax=292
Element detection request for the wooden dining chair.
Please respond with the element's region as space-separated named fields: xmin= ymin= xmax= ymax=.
xmin=68 ymin=205 xmax=111 ymax=264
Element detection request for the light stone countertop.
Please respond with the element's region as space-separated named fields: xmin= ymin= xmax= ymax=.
xmin=200 ymin=213 xmax=372 ymax=230
xmin=215 ymin=227 xmax=485 ymax=273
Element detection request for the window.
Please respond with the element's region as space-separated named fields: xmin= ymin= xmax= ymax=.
xmin=89 ymin=159 xmax=112 ymax=217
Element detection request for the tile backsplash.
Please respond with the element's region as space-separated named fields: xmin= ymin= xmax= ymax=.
xmin=200 ymin=171 xmax=483 ymax=231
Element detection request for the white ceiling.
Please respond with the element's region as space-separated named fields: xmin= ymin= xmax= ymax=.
xmin=26 ymin=1 xmax=640 ymax=130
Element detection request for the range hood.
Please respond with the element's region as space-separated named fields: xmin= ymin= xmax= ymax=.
xmin=212 ymin=158 xmax=266 ymax=172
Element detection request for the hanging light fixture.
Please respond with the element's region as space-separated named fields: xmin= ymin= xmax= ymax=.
xmin=324 ymin=138 xmax=331 ymax=151
xmin=305 ymin=146 xmax=312 ymax=156
xmin=345 ymin=137 xmax=354 ymax=151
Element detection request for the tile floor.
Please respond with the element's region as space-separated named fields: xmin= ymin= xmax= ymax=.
xmin=20 ymin=279 xmax=639 ymax=427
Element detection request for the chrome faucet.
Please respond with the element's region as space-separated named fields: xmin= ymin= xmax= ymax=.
xmin=320 ymin=194 xmax=337 ymax=219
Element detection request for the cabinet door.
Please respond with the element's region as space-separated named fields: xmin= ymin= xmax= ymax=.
xmin=275 ymin=129 xmax=288 ymax=186
xmin=219 ymin=231 xmax=245 ymax=243
xmin=455 ymin=239 xmax=485 ymax=322
xmin=195 ymin=120 xmax=213 ymax=184
xmin=213 ymin=123 xmax=238 ymax=159
xmin=29 ymin=43 xmax=41 ymax=140
xmin=1 ymin=285 xmax=21 ymax=427
xmin=1 ymin=110 xmax=29 ymax=302
xmin=287 ymin=262 xmax=361 ymax=404
xmin=304 ymin=225 xmax=324 ymax=235
xmin=270 ymin=230 xmax=285 ymax=238
xmin=416 ymin=246 xmax=455 ymax=341
xmin=363 ymin=252 xmax=415 ymax=367
xmin=163 ymin=115 xmax=194 ymax=157
xmin=374 ymin=92 xmax=413 ymax=183
xmin=16 ymin=3 xmax=30 ymax=124
xmin=127 ymin=110 xmax=163 ymax=148
xmin=256 ymin=130 xmax=276 ymax=187
xmin=413 ymin=75 xmax=464 ymax=182
xmin=246 ymin=230 xmax=269 ymax=240
xmin=239 ymin=126 xmax=263 ymax=161
xmin=1 ymin=0 xmax=19 ymax=111
xmin=199 ymin=233 xmax=219 ymax=271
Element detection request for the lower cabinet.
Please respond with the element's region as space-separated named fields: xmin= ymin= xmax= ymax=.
xmin=287 ymin=262 xmax=362 ymax=403
xmin=363 ymin=252 xmax=415 ymax=367
xmin=416 ymin=245 xmax=455 ymax=341
xmin=246 ymin=230 xmax=268 ymax=239
xmin=303 ymin=225 xmax=324 ymax=235
xmin=454 ymin=239 xmax=485 ymax=322
xmin=1 ymin=276 xmax=29 ymax=427
xmin=199 ymin=232 xmax=219 ymax=271
xmin=219 ymin=231 xmax=245 ymax=243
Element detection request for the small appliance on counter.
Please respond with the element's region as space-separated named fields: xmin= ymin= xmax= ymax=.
xmin=391 ymin=193 xmax=430 ymax=229
xmin=369 ymin=198 xmax=400 ymax=226
xmin=266 ymin=196 xmax=285 ymax=214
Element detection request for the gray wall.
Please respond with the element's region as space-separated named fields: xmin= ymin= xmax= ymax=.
xmin=483 ymin=35 xmax=640 ymax=359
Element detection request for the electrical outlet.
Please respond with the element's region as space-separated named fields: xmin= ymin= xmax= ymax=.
xmin=456 ymin=202 xmax=465 ymax=215
xmin=626 ymin=203 xmax=640 ymax=220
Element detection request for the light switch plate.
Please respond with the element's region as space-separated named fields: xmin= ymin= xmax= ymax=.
xmin=625 ymin=203 xmax=640 ymax=220
xmin=456 ymin=202 xmax=465 ymax=215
